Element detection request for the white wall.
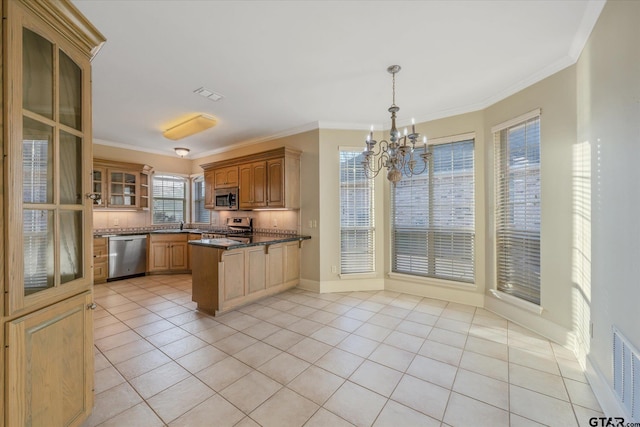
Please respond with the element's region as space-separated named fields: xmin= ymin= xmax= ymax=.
xmin=576 ymin=0 xmax=640 ymax=417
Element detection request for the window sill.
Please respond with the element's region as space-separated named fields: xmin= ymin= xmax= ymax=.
xmin=489 ymin=289 xmax=543 ymax=315
xmin=387 ymin=272 xmax=477 ymax=290
xmin=339 ymin=272 xmax=377 ymax=280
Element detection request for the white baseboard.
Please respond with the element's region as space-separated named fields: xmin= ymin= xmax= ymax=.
xmin=297 ymin=278 xmax=320 ymax=292
xmin=319 ymin=278 xmax=385 ymax=293
xmin=584 ymin=354 xmax=629 ymax=419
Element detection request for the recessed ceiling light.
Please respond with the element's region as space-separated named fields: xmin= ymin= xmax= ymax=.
xmin=194 ymin=87 xmax=224 ymax=102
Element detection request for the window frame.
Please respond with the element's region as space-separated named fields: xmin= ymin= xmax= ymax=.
xmin=152 ymin=173 xmax=187 ymax=225
xmin=191 ymin=174 xmax=210 ymax=225
xmin=492 ymin=109 xmax=542 ymax=308
xmin=339 ymin=147 xmax=376 ymax=276
xmin=390 ymin=133 xmax=476 ymax=285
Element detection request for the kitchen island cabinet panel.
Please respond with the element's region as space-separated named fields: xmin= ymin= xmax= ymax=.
xmin=191 ymin=239 xmax=302 ymax=315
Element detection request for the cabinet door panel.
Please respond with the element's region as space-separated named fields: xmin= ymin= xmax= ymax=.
xmin=6 ymin=293 xmax=93 ymax=427
xmin=252 ymin=162 xmax=267 ymax=206
xmin=268 ymin=244 xmax=284 ymax=288
xmin=149 ymin=242 xmax=170 ymax=271
xmin=222 ymin=251 xmax=245 ymax=301
xmin=170 ymin=242 xmax=188 ymax=270
xmin=284 ymin=242 xmax=300 ymax=283
xmin=247 ymin=247 xmax=266 ymax=294
xmin=267 ymin=159 xmax=284 ymax=207
xmin=239 ymin=164 xmax=252 ymax=209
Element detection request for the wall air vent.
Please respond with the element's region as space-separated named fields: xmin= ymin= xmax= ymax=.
xmin=194 ymin=87 xmax=224 ymax=102
xmin=613 ymin=327 xmax=640 ymax=422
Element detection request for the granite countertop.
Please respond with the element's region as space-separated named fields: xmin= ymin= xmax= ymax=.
xmin=189 ymin=234 xmax=311 ymax=250
xmin=93 ymin=228 xmax=225 ymax=237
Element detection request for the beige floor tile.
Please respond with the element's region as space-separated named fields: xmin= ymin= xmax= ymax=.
xmin=354 ymin=323 xmax=393 ymax=342
xmin=97 ymin=403 xmax=164 ymax=427
xmin=166 ymin=310 xmax=208 ymax=326
xmin=263 ymin=329 xmax=305 ymax=350
xmin=357 ymin=300 xmax=386 ymax=313
xmin=287 ymin=337 xmax=332 ymax=363
xmin=310 ymin=325 xmax=350 ymax=346
xmin=509 ymin=347 xmax=561 ymax=375
xmin=510 ymin=414 xmax=547 ymax=427
xmin=124 ymin=313 xmax=164 ymax=329
xmin=315 ymin=348 xmax=365 ymax=378
xmin=288 ymin=304 xmax=319 ymax=317
xmin=337 ymin=334 xmax=380 ymax=358
xmin=235 ymin=416 xmax=262 ymax=427
xmin=129 ymin=361 xmax=191 ymax=399
xmin=441 ymin=307 xmax=475 ymax=323
xmin=258 ymin=352 xmax=310 ymax=384
xmin=179 ymin=316 xmax=220 ymax=333
xmin=373 ymin=400 xmax=440 ymax=427
xmin=196 ymin=356 xmax=252 ymax=391
xmin=242 ymin=321 xmax=281 ymax=340
xmin=443 ymin=392 xmax=509 ymax=427
xmin=344 ymin=307 xmax=376 ymax=322
xmin=428 ymin=327 xmax=468 ymax=349
xmin=250 ymin=387 xmax=319 ymax=427
xmin=146 ymin=300 xmax=180 ymax=313
xmin=160 ymin=335 xmax=208 ymax=359
xmin=234 ymin=341 xmax=282 ymax=368
xmin=220 ymin=370 xmax=282 ymax=414
xmin=564 ymin=378 xmax=602 ymax=410
xmin=327 ymin=316 xmax=364 ymax=333
xmin=114 ymin=307 xmax=152 ymax=321
xmin=390 ymin=374 xmax=450 ymax=420
xmin=146 ymin=326 xmax=192 ymax=347
xmin=93 ymin=365 xmax=126 ymax=394
xmin=468 ymin=324 xmax=508 ymax=344
xmin=573 ymin=404 xmax=605 ymax=427
xmin=407 ymin=355 xmax=458 ymax=389
xmin=419 ymin=340 xmax=464 ymax=366
xmin=82 ymin=382 xmax=143 ymax=427
xmin=155 ymin=304 xmax=191 ymax=319
xmin=324 ymin=381 xmax=387 ymax=427
xmin=452 ymin=368 xmax=509 ymax=410
xmin=94 ymin=351 xmax=111 ymax=371
xmin=194 ymin=323 xmax=237 ymax=343
xmin=321 ymin=303 xmax=351 ymax=316
xmin=268 ymin=312 xmax=302 ymax=328
xmin=134 ymin=319 xmax=175 ymax=337
xmin=459 ymin=351 xmax=508 ymax=382
xmin=147 ymin=376 xmax=215 ymax=423
xmin=557 ymin=357 xmax=590 ymax=383
xmin=212 ymin=332 xmax=258 ymax=354
xmin=509 ymin=363 xmax=568 ymax=401
xmin=94 ymin=322 xmax=131 ymax=340
xmin=368 ymin=313 xmax=403 ymax=329
xmin=102 ymin=339 xmax=155 ymax=365
xmin=288 ymin=366 xmax=345 ymax=405
xmin=369 ymin=343 xmax=415 ymax=372
xmin=378 ymin=305 xmax=411 ymax=319
xmin=286 ymin=318 xmax=324 ymax=335
xmin=383 ymin=330 xmax=425 ymax=353
xmin=304 ymin=408 xmax=355 ymax=427
xmin=405 ymin=310 xmax=440 ymax=325
xmin=306 ymin=309 xmax=340 ymax=324
xmin=175 ymin=345 xmax=227 ymax=372
xmin=510 ymin=385 xmax=578 ymax=426
xmin=395 ymin=319 xmax=432 ymax=338
xmin=94 ymin=315 xmax=121 ymax=329
xmin=115 ymin=349 xmax=172 ymax=379
xmin=349 ymin=360 xmax=403 ymax=397
xmin=95 ymin=330 xmax=142 ymax=352
xmin=465 ymin=335 xmax=508 ymax=361
xmin=168 ymin=394 xmax=245 ymax=427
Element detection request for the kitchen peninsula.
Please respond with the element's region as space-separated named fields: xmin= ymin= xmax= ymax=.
xmin=190 ymin=233 xmax=310 ymax=315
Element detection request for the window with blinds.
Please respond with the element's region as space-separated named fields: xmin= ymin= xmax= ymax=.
xmin=193 ymin=176 xmax=209 ymax=223
xmin=494 ymin=112 xmax=541 ymax=305
xmin=153 ymin=174 xmax=186 ymax=224
xmin=340 ymin=149 xmax=375 ymax=274
xmin=392 ymin=139 xmax=475 ymax=283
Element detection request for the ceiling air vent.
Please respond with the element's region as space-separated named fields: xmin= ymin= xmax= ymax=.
xmin=194 ymin=87 xmax=224 ymax=102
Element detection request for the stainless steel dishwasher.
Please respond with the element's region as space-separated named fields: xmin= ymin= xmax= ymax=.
xmin=108 ymin=234 xmax=147 ymax=280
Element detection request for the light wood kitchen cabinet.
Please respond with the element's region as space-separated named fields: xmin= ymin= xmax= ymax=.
xmin=6 ymin=292 xmax=94 ymax=427
xmin=204 ymin=170 xmax=215 ymax=209
xmin=93 ymin=237 xmax=108 ymax=284
xmin=191 ymin=240 xmax=302 ymax=315
xmin=201 ymin=147 xmax=301 ymax=210
xmin=148 ymin=234 xmax=189 ymax=272
xmin=92 ymin=159 xmax=152 ymax=209
xmin=1 ymin=2 xmax=105 ymax=424
xmin=214 ymin=165 xmax=239 ymax=189
xmin=239 ymin=161 xmax=267 ymax=209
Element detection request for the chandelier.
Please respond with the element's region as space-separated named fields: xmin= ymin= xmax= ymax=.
xmin=362 ymin=65 xmax=430 ymax=183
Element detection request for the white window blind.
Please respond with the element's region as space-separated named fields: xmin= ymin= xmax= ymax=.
xmin=494 ymin=114 xmax=541 ymax=305
xmin=340 ymin=149 xmax=375 ymax=274
xmin=193 ymin=176 xmax=209 ymax=224
xmin=392 ymin=139 xmax=475 ymax=282
xmin=153 ymin=174 xmax=186 ymax=224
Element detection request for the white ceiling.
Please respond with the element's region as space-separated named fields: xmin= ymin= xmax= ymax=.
xmin=72 ymin=0 xmax=605 ymax=159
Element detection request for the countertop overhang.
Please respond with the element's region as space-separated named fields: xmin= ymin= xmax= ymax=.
xmin=189 ymin=234 xmax=311 ymax=250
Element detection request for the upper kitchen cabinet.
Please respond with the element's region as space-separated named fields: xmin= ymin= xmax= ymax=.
xmin=2 ymin=0 xmax=105 ymax=425
xmin=201 ymin=147 xmax=301 ymax=210
xmin=214 ymin=165 xmax=239 ymax=189
xmin=92 ymin=158 xmax=152 ymax=209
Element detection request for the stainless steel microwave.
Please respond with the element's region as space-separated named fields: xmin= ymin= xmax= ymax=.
xmin=214 ymin=188 xmax=239 ymax=210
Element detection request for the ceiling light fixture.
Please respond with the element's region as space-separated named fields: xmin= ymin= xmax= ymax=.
xmin=163 ymin=113 xmax=217 ymax=140
xmin=174 ymin=147 xmax=190 ymax=157
xmin=362 ymin=65 xmax=430 ymax=183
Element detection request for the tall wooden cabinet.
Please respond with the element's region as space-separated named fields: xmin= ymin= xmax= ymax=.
xmin=1 ymin=1 xmax=105 ymax=425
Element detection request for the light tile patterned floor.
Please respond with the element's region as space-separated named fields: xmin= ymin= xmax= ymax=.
xmin=82 ymin=274 xmax=603 ymax=427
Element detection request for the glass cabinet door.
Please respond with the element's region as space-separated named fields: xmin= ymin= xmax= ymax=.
xmin=109 ymin=170 xmax=138 ymax=207
xmin=8 ymin=21 xmax=93 ymax=313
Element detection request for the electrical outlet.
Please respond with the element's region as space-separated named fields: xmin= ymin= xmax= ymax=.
xmin=331 ymin=265 xmax=337 ymax=273
xmin=313 ymin=220 xmax=318 ymax=228
xmin=273 ymin=218 xmax=278 ymax=228
xmin=113 ymin=218 xmax=119 ymax=226
xmin=308 ymin=220 xmax=313 ymax=228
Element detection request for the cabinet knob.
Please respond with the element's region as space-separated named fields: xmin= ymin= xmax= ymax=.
xmin=87 ymin=303 xmax=97 ymax=310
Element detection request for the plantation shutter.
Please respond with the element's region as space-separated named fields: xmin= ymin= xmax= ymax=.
xmin=392 ymin=139 xmax=475 ymax=282
xmin=340 ymin=149 xmax=375 ymax=274
xmin=493 ymin=110 xmax=541 ymax=305
xmin=193 ymin=176 xmax=209 ymax=223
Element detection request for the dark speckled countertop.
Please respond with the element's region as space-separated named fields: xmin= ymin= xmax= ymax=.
xmin=189 ymin=234 xmax=311 ymax=250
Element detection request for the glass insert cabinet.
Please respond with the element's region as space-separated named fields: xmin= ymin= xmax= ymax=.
xmin=1 ymin=0 xmax=105 ymax=425
xmin=92 ymin=159 xmax=152 ymax=209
